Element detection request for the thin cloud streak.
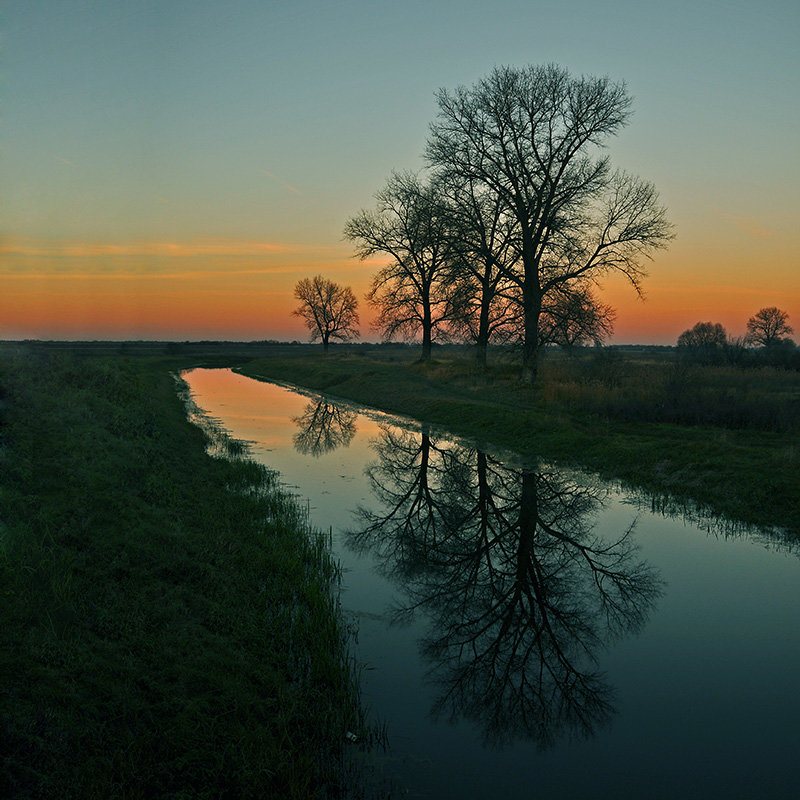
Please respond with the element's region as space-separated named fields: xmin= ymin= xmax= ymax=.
xmin=2 ymin=269 xmax=309 ymax=281
xmin=723 ymin=215 xmax=773 ymax=239
xmin=0 ymin=260 xmax=373 ymax=279
xmin=0 ymin=238 xmax=303 ymax=258
xmin=259 ymin=169 xmax=305 ymax=198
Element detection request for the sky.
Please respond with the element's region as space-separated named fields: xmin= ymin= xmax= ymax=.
xmin=1 ymin=0 xmax=798 ymax=344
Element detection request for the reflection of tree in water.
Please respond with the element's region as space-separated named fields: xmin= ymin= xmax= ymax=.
xmin=292 ymin=399 xmax=357 ymax=456
xmin=350 ymin=427 xmax=662 ymax=748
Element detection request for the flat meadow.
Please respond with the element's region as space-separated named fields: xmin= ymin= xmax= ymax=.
xmin=1 ymin=340 xmax=797 ymax=799
xmin=237 ymin=343 xmax=800 ymax=534
xmin=0 ymin=345 xmax=365 ymax=800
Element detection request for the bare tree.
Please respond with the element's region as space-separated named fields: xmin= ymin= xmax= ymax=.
xmin=677 ymin=321 xmax=727 ymax=364
xmin=677 ymin=321 xmax=727 ymax=349
xmin=438 ymin=174 xmax=522 ymax=368
xmin=427 ymin=64 xmax=674 ymax=383
xmin=539 ymin=286 xmax=616 ymax=349
xmin=344 ymin=172 xmax=456 ymax=361
xmin=292 ymin=275 xmax=359 ymax=352
xmin=745 ymin=307 xmax=793 ymax=347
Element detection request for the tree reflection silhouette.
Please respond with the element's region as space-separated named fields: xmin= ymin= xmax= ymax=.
xmin=292 ymin=399 xmax=357 ymax=456
xmin=350 ymin=427 xmax=662 ymax=748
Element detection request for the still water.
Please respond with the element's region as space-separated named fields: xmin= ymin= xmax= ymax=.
xmin=184 ymin=368 xmax=800 ymax=799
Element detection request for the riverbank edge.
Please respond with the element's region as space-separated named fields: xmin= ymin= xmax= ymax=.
xmin=235 ymin=353 xmax=799 ymax=535
xmin=0 ymin=349 xmax=365 ymax=799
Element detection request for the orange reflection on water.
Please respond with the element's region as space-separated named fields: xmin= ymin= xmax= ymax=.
xmin=185 ymin=368 xmax=387 ymax=458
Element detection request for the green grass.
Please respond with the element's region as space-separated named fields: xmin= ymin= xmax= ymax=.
xmin=537 ymin=351 xmax=800 ymax=433
xmin=235 ymin=348 xmax=799 ymax=534
xmin=2 ymin=340 xmax=795 ymax=796
xmin=0 ymin=347 xmax=364 ymax=799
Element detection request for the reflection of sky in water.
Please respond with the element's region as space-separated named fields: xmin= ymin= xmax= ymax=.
xmin=184 ymin=368 xmax=800 ymax=800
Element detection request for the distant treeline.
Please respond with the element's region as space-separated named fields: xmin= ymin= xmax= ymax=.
xmin=9 ymin=338 xmax=799 ymax=370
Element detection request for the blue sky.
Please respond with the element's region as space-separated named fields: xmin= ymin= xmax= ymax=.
xmin=2 ymin=0 xmax=798 ymax=340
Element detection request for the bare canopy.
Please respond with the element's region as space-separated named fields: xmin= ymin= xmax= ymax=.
xmin=344 ymin=172 xmax=455 ymax=361
xmin=677 ymin=321 xmax=727 ymax=350
xmin=436 ymin=172 xmax=521 ymax=367
xmin=745 ymin=307 xmax=793 ymax=347
xmin=539 ymin=287 xmax=616 ymax=349
xmin=292 ymin=275 xmax=359 ymax=351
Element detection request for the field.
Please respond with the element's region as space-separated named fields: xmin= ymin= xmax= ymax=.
xmin=235 ymin=344 xmax=800 ymax=534
xmin=0 ymin=346 xmax=364 ymax=799
xmin=2 ymin=339 xmax=797 ymax=798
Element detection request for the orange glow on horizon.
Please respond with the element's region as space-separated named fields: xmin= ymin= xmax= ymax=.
xmin=1 ymin=237 xmax=797 ymax=345
xmin=0 ymin=238 xmax=299 ymax=258
xmin=0 ymin=270 xmax=382 ymax=341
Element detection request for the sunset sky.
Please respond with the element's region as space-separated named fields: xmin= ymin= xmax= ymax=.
xmin=2 ymin=0 xmax=798 ymax=344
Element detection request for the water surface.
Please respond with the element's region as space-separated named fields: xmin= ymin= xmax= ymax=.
xmin=184 ymin=368 xmax=800 ymax=799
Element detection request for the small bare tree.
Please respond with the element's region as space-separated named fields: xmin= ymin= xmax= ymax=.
xmin=745 ymin=307 xmax=793 ymax=347
xmin=539 ymin=287 xmax=616 ymax=349
xmin=677 ymin=321 xmax=727 ymax=349
xmin=344 ymin=172 xmax=455 ymax=361
xmin=677 ymin=321 xmax=727 ymax=364
xmin=292 ymin=275 xmax=359 ymax=352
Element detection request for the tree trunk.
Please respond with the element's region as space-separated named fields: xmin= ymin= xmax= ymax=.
xmin=477 ymin=451 xmax=489 ymax=534
xmin=475 ymin=339 xmax=488 ymax=370
xmin=418 ymin=432 xmax=430 ymax=498
xmin=421 ymin=330 xmax=432 ymax=361
xmin=475 ymin=289 xmax=491 ymax=370
xmin=519 ymin=235 xmax=542 ymax=383
xmin=520 ymin=287 xmax=541 ymax=385
xmin=421 ymin=298 xmax=433 ymax=362
xmin=323 ymin=334 xmax=330 ymax=353
xmin=520 ymin=342 xmax=538 ymax=384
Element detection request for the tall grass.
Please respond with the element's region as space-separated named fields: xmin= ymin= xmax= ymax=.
xmin=538 ymin=351 xmax=800 ymax=433
xmin=236 ymin=349 xmax=799 ymax=533
xmin=0 ymin=348 xmax=365 ymax=799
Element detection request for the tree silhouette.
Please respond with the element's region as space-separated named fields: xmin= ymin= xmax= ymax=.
xmin=349 ymin=427 xmax=456 ymax=572
xmin=539 ymin=286 xmax=616 ymax=349
xmin=350 ymin=429 xmax=662 ymax=747
xmin=745 ymin=307 xmax=793 ymax=347
xmin=677 ymin=321 xmax=728 ymax=363
xmin=427 ymin=64 xmax=673 ymax=383
xmin=437 ymin=173 xmax=522 ymax=368
xmin=344 ymin=172 xmax=456 ymax=361
xmin=292 ymin=275 xmax=359 ymax=352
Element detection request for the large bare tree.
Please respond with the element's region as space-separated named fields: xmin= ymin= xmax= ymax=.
xmin=344 ymin=172 xmax=455 ymax=361
xmin=292 ymin=275 xmax=359 ymax=352
xmin=427 ymin=64 xmax=674 ymax=383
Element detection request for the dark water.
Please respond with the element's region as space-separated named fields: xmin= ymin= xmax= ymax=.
xmin=184 ymin=368 xmax=800 ymax=799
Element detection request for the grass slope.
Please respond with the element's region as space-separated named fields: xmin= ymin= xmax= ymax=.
xmin=236 ymin=351 xmax=799 ymax=534
xmin=0 ymin=349 xmax=362 ymax=799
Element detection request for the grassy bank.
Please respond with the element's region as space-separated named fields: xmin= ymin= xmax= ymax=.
xmin=236 ymin=349 xmax=799 ymax=534
xmin=0 ymin=348 xmax=363 ymax=799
